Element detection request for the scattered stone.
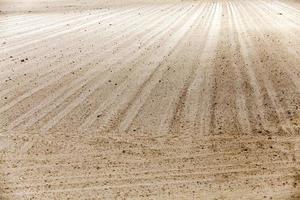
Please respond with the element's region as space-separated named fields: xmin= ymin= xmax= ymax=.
xmin=243 ymin=148 xmax=248 ymax=152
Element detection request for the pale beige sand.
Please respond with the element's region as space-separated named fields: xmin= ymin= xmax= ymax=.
xmin=0 ymin=0 xmax=300 ymax=199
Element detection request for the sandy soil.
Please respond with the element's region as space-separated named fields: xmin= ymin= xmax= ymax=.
xmin=1 ymin=0 xmax=300 ymax=199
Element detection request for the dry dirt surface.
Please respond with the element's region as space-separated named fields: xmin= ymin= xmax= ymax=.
xmin=1 ymin=0 xmax=300 ymax=199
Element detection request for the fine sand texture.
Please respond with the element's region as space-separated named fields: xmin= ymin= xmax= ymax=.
xmin=1 ymin=0 xmax=300 ymax=199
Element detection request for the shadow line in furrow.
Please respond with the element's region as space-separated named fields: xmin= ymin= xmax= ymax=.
xmin=3 ymin=151 xmax=293 ymax=180
xmin=40 ymin=5 xmax=197 ymax=133
xmin=7 ymin=169 xmax=296 ymax=196
xmin=0 ymin=7 xmax=143 ymax=36
xmin=0 ymin=7 xmax=156 ymax=87
xmin=0 ymin=9 xmax=111 ymax=39
xmin=3 ymin=5 xmax=185 ymax=130
xmin=174 ymin=3 xmax=222 ymax=138
xmin=4 ymin=164 xmax=295 ymax=194
xmin=247 ymin=0 xmax=300 ymax=90
xmin=0 ymin=5 xmax=169 ymax=97
xmin=231 ymin=2 xmax=276 ymax=133
xmin=114 ymin=2 xmax=212 ymax=133
xmin=238 ymin=1 xmax=296 ymax=135
xmin=275 ymin=0 xmax=300 ymax=14
xmin=5 ymin=159 xmax=293 ymax=186
xmin=0 ymin=8 xmax=125 ymax=51
xmin=166 ymin=3 xmax=216 ymax=136
xmin=106 ymin=4 xmax=208 ymax=134
xmin=0 ymin=6 xmax=146 ymax=53
xmin=77 ymin=4 xmax=201 ymax=132
xmin=0 ymin=5 xmax=157 ymax=76
xmin=208 ymin=2 xmax=242 ymax=135
xmin=252 ymin=0 xmax=300 ymax=44
xmin=257 ymin=0 xmax=300 ymax=27
xmin=1 ymin=5 xmax=177 ymax=114
xmin=235 ymin=2 xmax=283 ymax=133
xmin=0 ymin=5 xmax=175 ymax=65
xmin=227 ymin=2 xmax=253 ymax=134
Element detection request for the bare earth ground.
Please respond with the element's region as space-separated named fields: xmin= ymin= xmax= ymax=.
xmin=1 ymin=0 xmax=300 ymax=199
